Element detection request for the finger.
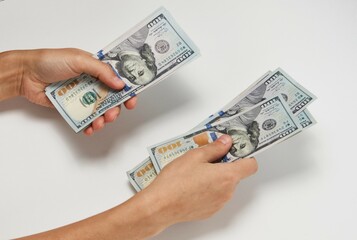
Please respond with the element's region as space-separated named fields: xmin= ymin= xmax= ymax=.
xmin=84 ymin=107 xmax=120 ymax=136
xmin=83 ymin=127 xmax=94 ymax=136
xmin=91 ymin=116 xmax=105 ymax=131
xmin=124 ymin=96 xmax=137 ymax=110
xmin=35 ymin=100 xmax=53 ymax=108
xmin=193 ymin=135 xmax=233 ymax=163
xmin=104 ymin=106 xmax=121 ymax=123
xmin=228 ymin=157 xmax=258 ymax=180
xmin=33 ymin=94 xmax=54 ymax=108
xmin=72 ymin=51 xmax=125 ymax=90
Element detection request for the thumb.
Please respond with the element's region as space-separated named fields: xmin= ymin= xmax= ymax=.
xmin=72 ymin=50 xmax=125 ymax=90
xmin=195 ymin=134 xmax=233 ymax=163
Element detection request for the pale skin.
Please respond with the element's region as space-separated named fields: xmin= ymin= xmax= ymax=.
xmin=0 ymin=49 xmax=258 ymax=240
xmin=0 ymin=48 xmax=137 ymax=135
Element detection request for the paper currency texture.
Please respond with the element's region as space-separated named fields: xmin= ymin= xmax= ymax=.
xmin=127 ymin=158 xmax=158 ymax=192
xmin=46 ymin=7 xmax=199 ymax=132
xmin=127 ymin=69 xmax=317 ymax=191
xmin=200 ymin=68 xmax=316 ymax=127
xmin=149 ymin=95 xmax=301 ymax=172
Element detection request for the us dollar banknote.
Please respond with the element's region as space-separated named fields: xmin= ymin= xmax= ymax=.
xmin=278 ymin=108 xmax=317 ymax=144
xmin=127 ymin=108 xmax=314 ymax=192
xmin=127 ymin=157 xmax=158 ymax=192
xmin=148 ymin=95 xmax=302 ymax=172
xmin=46 ymin=7 xmax=199 ymax=132
xmin=197 ymin=68 xmax=316 ymax=128
xmin=127 ymin=69 xmax=317 ymax=191
xmin=296 ymin=109 xmax=316 ymax=129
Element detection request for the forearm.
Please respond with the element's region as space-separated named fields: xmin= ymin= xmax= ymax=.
xmin=0 ymin=50 xmax=24 ymax=101
xmin=17 ymin=191 xmax=170 ymax=240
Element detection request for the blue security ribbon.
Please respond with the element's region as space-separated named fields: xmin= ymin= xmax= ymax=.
xmin=97 ymin=50 xmax=105 ymax=60
xmin=124 ymin=85 xmax=132 ymax=91
xmin=210 ymin=132 xmax=217 ymax=141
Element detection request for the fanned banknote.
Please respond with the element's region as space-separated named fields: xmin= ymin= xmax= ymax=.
xmin=46 ymin=7 xmax=199 ymax=132
xmin=194 ymin=70 xmax=272 ymax=128
xmin=198 ymin=68 xmax=316 ymax=127
xmin=127 ymin=71 xmax=271 ymax=191
xmin=127 ymin=157 xmax=157 ymax=192
xmin=296 ymin=109 xmax=316 ymax=129
xmin=127 ymin=69 xmax=317 ymax=191
xmin=148 ymin=95 xmax=302 ymax=172
xmin=127 ymin=110 xmax=315 ymax=192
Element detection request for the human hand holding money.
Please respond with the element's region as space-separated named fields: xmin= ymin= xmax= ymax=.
xmin=135 ymin=135 xmax=258 ymax=226
xmin=13 ymin=48 xmax=136 ymax=135
xmin=127 ymin=68 xmax=317 ymax=191
xmin=46 ymin=7 xmax=199 ymax=133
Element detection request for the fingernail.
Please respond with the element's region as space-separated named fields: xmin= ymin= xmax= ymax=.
xmin=218 ymin=135 xmax=231 ymax=145
xmin=114 ymin=76 xmax=125 ymax=88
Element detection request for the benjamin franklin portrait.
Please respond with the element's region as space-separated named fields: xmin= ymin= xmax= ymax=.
xmin=104 ymin=26 xmax=157 ymax=86
xmin=214 ymin=106 xmax=261 ymax=158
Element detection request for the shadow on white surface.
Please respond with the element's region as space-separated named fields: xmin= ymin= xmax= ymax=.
xmin=152 ymin=132 xmax=316 ymax=240
xmin=0 ymin=75 xmax=195 ymax=160
xmin=0 ymin=77 xmax=317 ymax=240
xmin=0 ymin=96 xmax=58 ymax=119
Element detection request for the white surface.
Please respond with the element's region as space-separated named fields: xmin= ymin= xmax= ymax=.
xmin=0 ymin=0 xmax=356 ymax=239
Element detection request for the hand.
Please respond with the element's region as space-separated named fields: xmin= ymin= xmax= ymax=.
xmin=15 ymin=136 xmax=257 ymax=240
xmin=137 ymin=135 xmax=258 ymax=229
xmin=20 ymin=48 xmax=137 ymax=135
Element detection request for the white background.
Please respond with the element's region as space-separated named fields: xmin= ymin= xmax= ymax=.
xmin=0 ymin=0 xmax=356 ymax=239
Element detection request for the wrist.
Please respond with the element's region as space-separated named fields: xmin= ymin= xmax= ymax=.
xmin=0 ymin=50 xmax=26 ymax=101
xmin=109 ymin=190 xmax=173 ymax=239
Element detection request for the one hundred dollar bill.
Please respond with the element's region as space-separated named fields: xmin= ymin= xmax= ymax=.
xmin=297 ymin=109 xmax=316 ymax=129
xmin=198 ymin=68 xmax=316 ymax=128
xmin=46 ymin=7 xmax=199 ymax=132
xmin=127 ymin=69 xmax=317 ymax=190
xmin=127 ymin=157 xmax=158 ymax=192
xmin=148 ymin=95 xmax=302 ymax=172
xmin=127 ymin=109 xmax=315 ymax=191
xmin=194 ymin=70 xmax=272 ymax=129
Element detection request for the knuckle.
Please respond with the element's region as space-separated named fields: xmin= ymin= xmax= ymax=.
xmin=220 ymin=177 xmax=235 ymax=192
xmin=72 ymin=52 xmax=87 ymax=66
xmin=103 ymin=61 xmax=113 ymax=71
xmin=190 ymin=149 xmax=205 ymax=160
xmin=249 ymin=158 xmax=258 ymax=174
xmin=225 ymin=171 xmax=237 ymax=184
xmin=224 ymin=191 xmax=234 ymax=202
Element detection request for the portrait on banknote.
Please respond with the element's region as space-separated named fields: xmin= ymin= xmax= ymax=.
xmin=214 ymin=105 xmax=261 ymax=158
xmin=104 ymin=26 xmax=157 ymax=86
xmin=45 ymin=8 xmax=200 ymax=132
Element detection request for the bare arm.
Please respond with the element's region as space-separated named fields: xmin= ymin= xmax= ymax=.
xmin=1 ymin=49 xmax=258 ymax=240
xmin=16 ymin=135 xmax=258 ymax=240
xmin=18 ymin=192 xmax=168 ymax=240
xmin=0 ymin=50 xmax=23 ymax=101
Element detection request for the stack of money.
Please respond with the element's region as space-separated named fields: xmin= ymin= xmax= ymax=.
xmin=45 ymin=7 xmax=199 ymax=133
xmin=127 ymin=69 xmax=317 ymax=192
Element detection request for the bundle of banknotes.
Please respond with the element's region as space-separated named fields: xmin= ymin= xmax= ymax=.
xmin=127 ymin=68 xmax=317 ymax=192
xmin=45 ymin=7 xmax=199 ymax=132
